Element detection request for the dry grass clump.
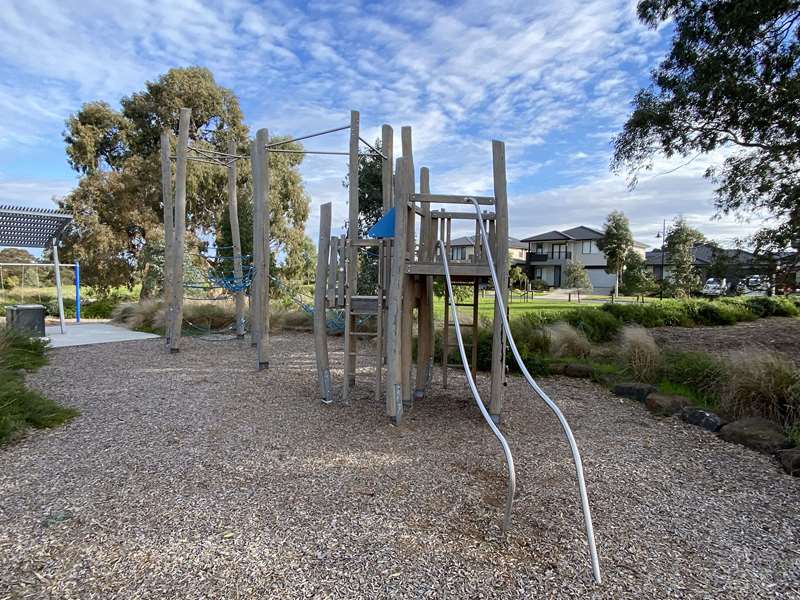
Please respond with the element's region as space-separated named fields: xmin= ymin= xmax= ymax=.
xmin=111 ymin=300 xmax=165 ymax=330
xmin=546 ymin=322 xmax=590 ymax=358
xmin=621 ymin=326 xmax=661 ymax=383
xmin=720 ymin=350 xmax=800 ymax=428
xmin=271 ymin=308 xmax=313 ymax=331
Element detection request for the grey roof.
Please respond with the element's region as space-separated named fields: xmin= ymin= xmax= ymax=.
xmin=450 ymin=235 xmax=527 ymax=249
xmin=522 ymin=224 xmax=648 ymax=247
xmin=521 ymin=230 xmax=572 ymax=242
xmin=645 ymin=244 xmax=758 ymax=267
xmin=0 ymin=204 xmax=73 ymax=248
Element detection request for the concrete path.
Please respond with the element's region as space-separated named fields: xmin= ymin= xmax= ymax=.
xmin=45 ymin=322 xmax=159 ymax=348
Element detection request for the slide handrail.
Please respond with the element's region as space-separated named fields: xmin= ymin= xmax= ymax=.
xmin=467 ymin=198 xmax=602 ymax=584
xmin=436 ymin=240 xmax=516 ymax=533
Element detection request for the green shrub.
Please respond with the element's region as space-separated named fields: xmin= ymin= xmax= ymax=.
xmin=509 ymin=314 xmax=551 ymax=356
xmin=742 ymin=296 xmax=799 ymax=318
xmin=44 ymin=297 xmax=77 ymax=318
xmin=81 ymin=297 xmax=118 ymax=319
xmin=546 ymin=322 xmax=591 ymax=358
xmin=601 ymin=301 xmax=693 ymax=328
xmin=0 ymin=326 xmax=77 ymax=445
xmin=563 ymin=308 xmax=622 ymax=342
xmin=514 ymin=347 xmax=549 ymax=376
xmin=661 ymin=350 xmax=726 ymax=407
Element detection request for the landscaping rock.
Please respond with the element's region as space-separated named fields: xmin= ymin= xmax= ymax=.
xmin=564 ymin=363 xmax=594 ymax=378
xmin=718 ymin=417 xmax=793 ymax=454
xmin=778 ymin=448 xmax=800 ymax=476
xmin=645 ymin=393 xmax=693 ymax=416
xmin=612 ymin=382 xmax=657 ymax=403
xmin=679 ymin=407 xmax=724 ymax=432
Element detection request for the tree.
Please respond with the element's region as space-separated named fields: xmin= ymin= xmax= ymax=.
xmin=59 ymin=67 xmax=309 ymax=298
xmin=612 ymin=1 xmax=800 ymax=255
xmin=564 ymin=259 xmax=592 ymax=302
xmin=510 ymin=265 xmax=527 ymax=290
xmin=343 ymin=138 xmax=384 ymax=294
xmin=598 ymin=210 xmax=634 ymax=296
xmin=0 ymin=248 xmax=36 ymax=284
xmin=664 ymin=216 xmax=702 ymax=296
xmin=620 ymin=250 xmax=655 ymax=299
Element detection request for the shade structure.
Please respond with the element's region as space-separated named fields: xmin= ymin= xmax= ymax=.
xmin=0 ymin=204 xmax=72 ymax=249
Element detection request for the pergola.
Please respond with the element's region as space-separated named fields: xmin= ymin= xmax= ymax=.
xmin=0 ymin=204 xmax=74 ymax=333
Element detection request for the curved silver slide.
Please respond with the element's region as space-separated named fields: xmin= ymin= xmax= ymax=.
xmin=436 ymin=240 xmax=517 ymax=533
xmin=466 ymin=198 xmax=602 ymax=584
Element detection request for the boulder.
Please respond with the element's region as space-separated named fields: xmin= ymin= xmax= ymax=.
xmin=564 ymin=363 xmax=594 ymax=378
xmin=778 ymin=448 xmax=800 ymax=476
xmin=718 ymin=417 xmax=793 ymax=454
xmin=679 ymin=407 xmax=724 ymax=432
xmin=645 ymin=393 xmax=693 ymax=416
xmin=612 ymin=382 xmax=657 ymax=403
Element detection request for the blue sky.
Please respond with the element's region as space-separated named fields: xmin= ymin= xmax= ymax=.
xmin=0 ymin=0 xmax=760 ymax=251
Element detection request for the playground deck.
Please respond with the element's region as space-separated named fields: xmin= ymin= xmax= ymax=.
xmin=1 ymin=332 xmax=798 ymax=598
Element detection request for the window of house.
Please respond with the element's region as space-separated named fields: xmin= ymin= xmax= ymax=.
xmin=535 ymin=242 xmax=544 ymax=254
xmin=582 ymin=240 xmax=594 ymax=254
xmin=533 ymin=267 xmax=542 ymax=280
xmin=450 ymin=247 xmax=466 ymax=261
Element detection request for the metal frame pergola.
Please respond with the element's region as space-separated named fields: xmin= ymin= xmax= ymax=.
xmin=0 ymin=204 xmax=74 ymax=333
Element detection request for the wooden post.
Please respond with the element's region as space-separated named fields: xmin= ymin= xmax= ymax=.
xmin=315 ymin=202 xmax=333 ymax=402
xmin=327 ymin=235 xmax=338 ymax=307
xmin=160 ymin=129 xmax=174 ymax=346
xmin=343 ymin=110 xmax=360 ymax=401
xmin=381 ymin=125 xmax=394 ymax=211
xmin=169 ymin=107 xmax=191 ymax=353
xmin=385 ymin=156 xmax=407 ymax=423
xmin=415 ymin=166 xmax=434 ymax=398
xmin=253 ymin=128 xmax=270 ymax=369
xmin=250 ymin=140 xmax=261 ymax=349
xmin=380 ymin=124 xmax=394 ymax=364
xmin=227 ymin=139 xmax=246 ymax=337
xmin=489 ymin=140 xmax=509 ymax=421
xmin=51 ymin=238 xmax=65 ymax=334
xmin=400 ymin=127 xmax=415 ymax=408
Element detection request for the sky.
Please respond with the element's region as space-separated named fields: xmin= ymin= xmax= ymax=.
xmin=0 ymin=0 xmax=762 ymax=253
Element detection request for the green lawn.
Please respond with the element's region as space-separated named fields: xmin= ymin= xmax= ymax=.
xmin=432 ymin=295 xmax=594 ymax=322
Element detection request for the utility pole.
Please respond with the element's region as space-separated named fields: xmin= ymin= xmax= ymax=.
xmin=657 ymin=219 xmax=666 ymax=300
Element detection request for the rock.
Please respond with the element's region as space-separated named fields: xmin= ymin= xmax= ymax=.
xmin=680 ymin=407 xmax=724 ymax=432
xmin=645 ymin=393 xmax=693 ymax=416
xmin=718 ymin=417 xmax=793 ymax=454
xmin=612 ymin=382 xmax=657 ymax=403
xmin=564 ymin=363 xmax=594 ymax=378
xmin=778 ymin=448 xmax=800 ymax=476
xmin=548 ymin=363 xmax=567 ymax=375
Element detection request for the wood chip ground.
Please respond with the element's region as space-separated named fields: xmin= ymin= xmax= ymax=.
xmin=1 ymin=331 xmax=799 ymax=598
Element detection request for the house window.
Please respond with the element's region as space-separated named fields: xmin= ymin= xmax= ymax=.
xmin=582 ymin=240 xmax=594 ymax=254
xmin=533 ymin=267 xmax=543 ymax=280
xmin=535 ymin=242 xmax=544 ymax=254
xmin=450 ymin=247 xmax=467 ymax=261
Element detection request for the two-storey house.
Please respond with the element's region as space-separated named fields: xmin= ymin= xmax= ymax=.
xmin=521 ymin=226 xmax=647 ymax=293
xmin=447 ymin=236 xmax=528 ymax=266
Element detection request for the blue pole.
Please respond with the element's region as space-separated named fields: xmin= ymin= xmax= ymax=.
xmin=75 ymin=261 xmax=81 ymax=323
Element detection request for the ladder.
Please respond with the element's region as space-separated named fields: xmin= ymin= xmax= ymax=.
xmin=343 ymin=294 xmax=383 ymax=403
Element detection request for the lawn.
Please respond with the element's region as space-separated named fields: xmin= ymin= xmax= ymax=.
xmin=432 ymin=295 xmax=593 ymax=322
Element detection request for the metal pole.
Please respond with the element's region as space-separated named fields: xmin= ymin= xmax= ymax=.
xmin=51 ymin=239 xmax=66 ymax=334
xmin=75 ymin=261 xmax=80 ymax=323
xmin=467 ymin=197 xmax=602 ymax=585
xmin=264 ymin=124 xmax=350 ymax=148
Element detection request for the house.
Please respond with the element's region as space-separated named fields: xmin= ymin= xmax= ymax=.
xmin=521 ymin=225 xmax=647 ymax=293
xmin=647 ymin=243 xmax=761 ymax=284
xmin=647 ymin=243 xmax=799 ymax=289
xmin=447 ymin=236 xmax=528 ymax=265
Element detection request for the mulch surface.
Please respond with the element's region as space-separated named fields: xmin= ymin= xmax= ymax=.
xmin=1 ymin=331 xmax=799 ymax=598
xmin=651 ymin=316 xmax=800 ymax=364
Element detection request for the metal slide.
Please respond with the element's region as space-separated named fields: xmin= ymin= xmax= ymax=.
xmin=465 ymin=198 xmax=602 ymax=584
xmin=436 ymin=240 xmax=517 ymax=534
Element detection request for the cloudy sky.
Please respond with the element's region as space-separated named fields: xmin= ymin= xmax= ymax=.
xmin=0 ymin=0 xmax=760 ymax=251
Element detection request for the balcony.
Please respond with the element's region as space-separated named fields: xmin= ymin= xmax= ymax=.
xmin=526 ymin=251 xmax=572 ymax=263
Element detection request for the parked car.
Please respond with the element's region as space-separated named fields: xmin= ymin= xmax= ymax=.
xmin=701 ymin=277 xmax=728 ymax=297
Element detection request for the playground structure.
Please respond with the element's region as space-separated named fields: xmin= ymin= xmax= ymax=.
xmin=160 ymin=108 xmax=601 ymax=583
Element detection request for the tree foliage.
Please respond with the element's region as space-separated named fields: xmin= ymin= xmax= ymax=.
xmin=620 ymin=249 xmax=656 ymax=297
xmin=613 ymin=0 xmax=800 ymax=253
xmin=665 ymin=216 xmax=703 ymax=296
xmin=59 ymin=67 xmax=310 ymax=297
xmin=564 ymin=259 xmax=592 ymax=301
xmin=598 ymin=210 xmax=634 ymax=296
